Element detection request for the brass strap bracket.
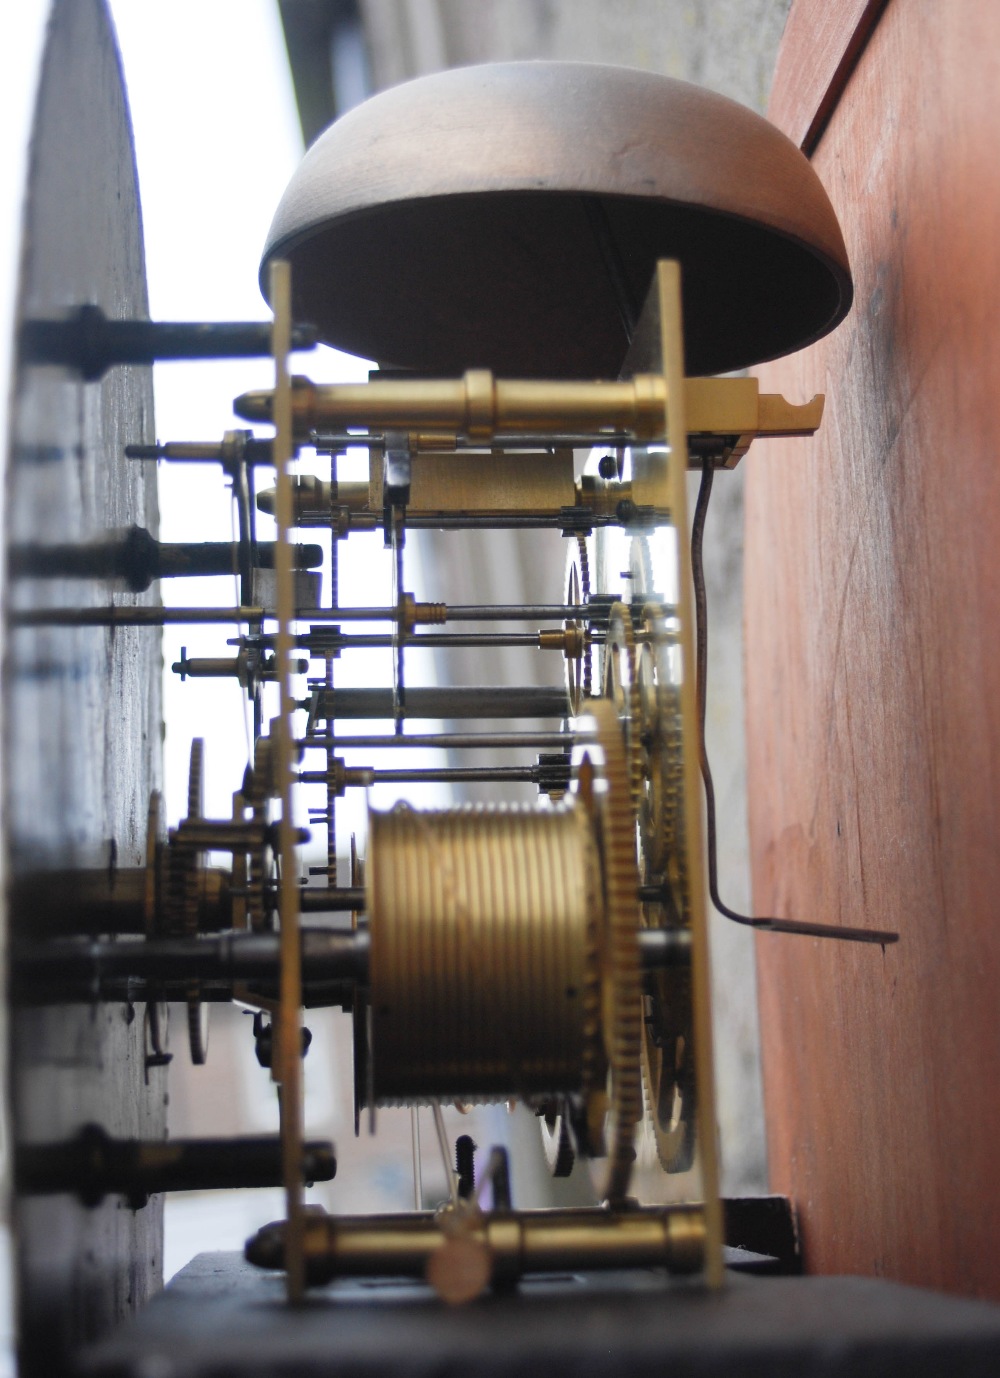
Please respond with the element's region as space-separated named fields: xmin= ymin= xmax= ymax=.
xmin=684 ymin=376 xmax=824 ymax=469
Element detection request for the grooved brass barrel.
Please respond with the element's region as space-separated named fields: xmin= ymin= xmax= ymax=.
xmin=367 ymin=802 xmax=599 ymax=1103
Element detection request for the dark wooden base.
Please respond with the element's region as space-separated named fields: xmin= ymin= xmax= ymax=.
xmin=75 ymin=1251 xmax=1000 ymax=1378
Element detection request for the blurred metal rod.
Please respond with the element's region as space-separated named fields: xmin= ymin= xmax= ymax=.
xmin=312 ymin=685 xmax=570 ymax=720
xmin=300 ymin=765 xmax=539 ymax=786
xmin=299 ymin=732 xmax=580 ymax=750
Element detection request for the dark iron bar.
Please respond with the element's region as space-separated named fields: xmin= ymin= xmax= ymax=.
xmin=20 ymin=307 xmax=317 ymax=381
xmin=298 ymin=888 xmax=365 ymax=913
xmin=11 ymin=602 xmax=594 ymax=629
xmin=10 ymin=923 xmax=683 ymax=992
xmin=11 ymin=929 xmax=369 ymax=987
xmin=312 ymin=685 xmax=570 ymax=720
xmin=299 ymin=765 xmax=538 ymax=786
xmin=305 ymin=632 xmax=559 ymax=650
xmin=7 ymin=531 xmax=318 ymax=592
xmin=10 ymin=605 xmax=267 ymax=628
xmin=250 ymin=630 xmax=602 ymax=651
xmin=638 ymin=927 xmax=692 ymax=969
xmin=17 ymin=1128 xmax=335 ymax=1202
xmin=299 ymin=731 xmax=582 ymax=750
xmin=11 ymin=920 xmax=688 ymax=1008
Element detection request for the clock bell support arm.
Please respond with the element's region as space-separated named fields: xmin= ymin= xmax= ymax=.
xmin=270 ymin=260 xmax=307 ymax=1304
xmin=627 ymin=261 xmax=725 ymax=1288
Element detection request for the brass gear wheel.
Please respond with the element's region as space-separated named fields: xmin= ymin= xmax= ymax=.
xmin=581 ymin=698 xmax=643 ymax=1204
xmin=183 ymin=739 xmax=209 ymax=1065
xmin=602 ymin=602 xmax=643 ymax=818
xmin=641 ymin=966 xmax=695 ymax=1173
xmin=628 ymin=532 xmax=655 ymax=598
xmin=183 ymin=738 xmax=206 ymax=938
xmin=601 ymin=601 xmax=696 ymax=1174
xmin=143 ymin=789 xmax=162 ymax=938
xmin=243 ymin=735 xmax=277 ymax=931
xmin=638 ymin=607 xmax=686 ymax=897
xmin=564 ymin=534 xmax=592 ymax=712
xmin=636 ymin=607 xmax=695 ymax=1173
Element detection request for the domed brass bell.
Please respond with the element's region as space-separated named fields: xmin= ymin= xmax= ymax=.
xmin=261 ymin=61 xmax=851 ymax=378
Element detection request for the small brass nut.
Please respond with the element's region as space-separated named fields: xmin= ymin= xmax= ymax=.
xmin=539 ymin=627 xmax=584 ymax=659
xmin=327 ymin=758 xmax=374 ymax=796
xmin=402 ymin=595 xmax=447 ymax=631
xmin=327 ymin=758 xmax=347 ymax=797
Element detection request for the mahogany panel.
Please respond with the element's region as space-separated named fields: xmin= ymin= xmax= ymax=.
xmin=768 ymin=0 xmax=888 ymax=152
xmin=747 ymin=0 xmax=1000 ymax=1297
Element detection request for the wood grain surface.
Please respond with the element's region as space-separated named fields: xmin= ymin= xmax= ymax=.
xmin=767 ymin=0 xmax=888 ymax=152
xmin=747 ymin=0 xmax=1000 ymax=1297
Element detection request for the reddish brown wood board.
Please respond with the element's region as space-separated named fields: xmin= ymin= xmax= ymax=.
xmin=746 ymin=0 xmax=1000 ymax=1298
xmin=767 ymin=0 xmax=888 ymax=153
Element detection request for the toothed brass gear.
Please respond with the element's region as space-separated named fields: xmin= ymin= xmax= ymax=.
xmin=638 ymin=606 xmax=686 ymax=897
xmin=575 ymin=533 xmax=593 ymax=700
xmin=564 ymin=537 xmax=592 ymax=713
xmin=159 ymin=740 xmax=205 ymax=940
xmin=641 ymin=969 xmax=695 ymax=1172
xmin=636 ymin=606 xmax=695 ymax=1173
xmin=629 ymin=532 xmax=654 ymax=598
xmin=601 ymin=598 xmax=696 ymax=1174
xmin=582 ymin=699 xmax=643 ymax=1204
xmin=183 ymin=738 xmax=205 ymax=936
xmin=601 ymin=600 xmax=687 ymax=904
xmin=603 ymin=602 xmax=644 ymax=820
xmin=160 ymin=833 xmax=189 ymax=938
xmin=143 ymin=790 xmax=162 ymax=938
xmin=187 ymin=737 xmax=204 ymax=820
xmin=183 ymin=740 xmax=210 ymax=1064
xmin=244 ymin=736 xmax=277 ymax=930
xmin=158 ymin=741 xmax=202 ymax=941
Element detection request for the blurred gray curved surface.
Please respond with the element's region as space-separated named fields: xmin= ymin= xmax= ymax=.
xmin=4 ymin=0 xmax=163 ymax=1370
